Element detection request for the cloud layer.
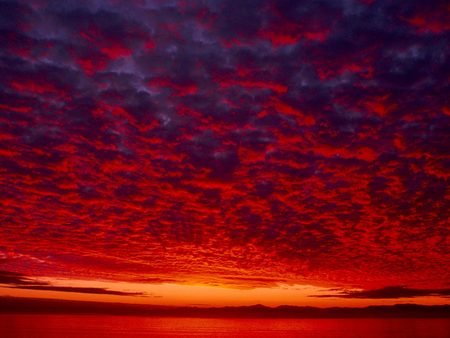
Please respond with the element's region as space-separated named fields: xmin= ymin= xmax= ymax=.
xmin=0 ymin=271 xmax=146 ymax=296
xmin=1 ymin=0 xmax=450 ymax=293
xmin=313 ymin=286 xmax=450 ymax=299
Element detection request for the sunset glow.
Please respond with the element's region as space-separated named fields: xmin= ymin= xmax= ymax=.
xmin=1 ymin=0 xmax=450 ymax=309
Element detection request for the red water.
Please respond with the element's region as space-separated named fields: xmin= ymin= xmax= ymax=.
xmin=1 ymin=315 xmax=450 ymax=338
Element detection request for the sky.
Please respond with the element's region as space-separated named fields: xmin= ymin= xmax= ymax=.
xmin=0 ymin=0 xmax=450 ymax=308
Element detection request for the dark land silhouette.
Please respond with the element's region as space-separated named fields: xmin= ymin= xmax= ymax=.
xmin=1 ymin=297 xmax=449 ymax=318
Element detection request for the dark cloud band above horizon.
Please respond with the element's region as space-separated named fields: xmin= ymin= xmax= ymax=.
xmin=312 ymin=286 xmax=450 ymax=299
xmin=1 ymin=0 xmax=450 ymax=293
xmin=0 ymin=270 xmax=147 ymax=296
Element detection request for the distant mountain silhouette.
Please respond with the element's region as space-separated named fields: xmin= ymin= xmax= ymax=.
xmin=1 ymin=296 xmax=449 ymax=318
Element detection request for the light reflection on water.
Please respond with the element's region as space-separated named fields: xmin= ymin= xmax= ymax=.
xmin=1 ymin=315 xmax=450 ymax=338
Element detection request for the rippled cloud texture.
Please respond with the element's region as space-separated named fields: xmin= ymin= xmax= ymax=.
xmin=1 ymin=0 xmax=450 ymax=296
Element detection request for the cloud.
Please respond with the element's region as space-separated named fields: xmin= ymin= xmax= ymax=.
xmin=0 ymin=0 xmax=449 ymax=293
xmin=0 ymin=271 xmax=147 ymax=297
xmin=0 ymin=270 xmax=47 ymax=286
xmin=10 ymin=285 xmax=148 ymax=297
xmin=312 ymin=286 xmax=450 ymax=299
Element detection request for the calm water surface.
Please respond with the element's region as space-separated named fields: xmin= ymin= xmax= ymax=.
xmin=1 ymin=315 xmax=450 ymax=338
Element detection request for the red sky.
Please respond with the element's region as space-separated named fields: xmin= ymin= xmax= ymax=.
xmin=1 ymin=0 xmax=450 ymax=308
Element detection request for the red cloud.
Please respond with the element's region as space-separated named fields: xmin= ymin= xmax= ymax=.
xmin=400 ymin=3 xmax=450 ymax=34
xmin=1 ymin=0 xmax=449 ymax=297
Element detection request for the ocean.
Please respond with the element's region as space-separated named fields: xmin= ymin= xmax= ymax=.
xmin=1 ymin=315 xmax=450 ymax=338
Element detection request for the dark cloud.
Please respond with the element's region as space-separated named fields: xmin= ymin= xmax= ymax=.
xmin=0 ymin=270 xmax=147 ymax=297
xmin=0 ymin=270 xmax=47 ymax=286
xmin=10 ymin=285 xmax=147 ymax=297
xmin=312 ymin=286 xmax=450 ymax=299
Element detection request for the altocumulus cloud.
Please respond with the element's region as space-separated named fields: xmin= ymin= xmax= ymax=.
xmin=0 ymin=0 xmax=450 ymax=294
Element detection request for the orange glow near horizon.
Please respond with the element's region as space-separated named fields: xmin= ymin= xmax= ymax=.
xmin=2 ymin=278 xmax=450 ymax=309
